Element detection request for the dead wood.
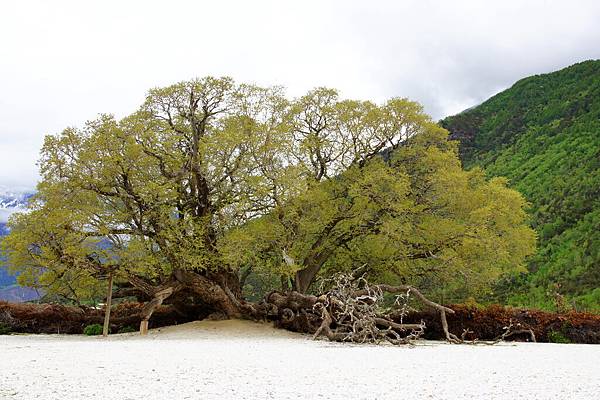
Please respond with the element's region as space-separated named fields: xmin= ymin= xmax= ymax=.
xmin=259 ymin=273 xmax=430 ymax=344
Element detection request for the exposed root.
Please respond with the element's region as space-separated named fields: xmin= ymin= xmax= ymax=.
xmin=491 ymin=320 xmax=537 ymax=343
xmin=262 ymin=273 xmax=430 ymax=345
xmin=450 ymin=319 xmax=537 ymax=345
xmin=260 ymin=273 xmax=537 ymax=346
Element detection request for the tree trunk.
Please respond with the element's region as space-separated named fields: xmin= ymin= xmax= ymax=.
xmin=207 ymin=269 xmax=242 ymax=300
xmin=239 ymin=266 xmax=252 ymax=289
xmin=174 ymin=270 xmax=241 ymax=318
xmin=102 ymin=271 xmax=114 ymax=337
xmin=293 ymin=251 xmax=332 ymax=293
xmin=127 ymin=269 xmax=243 ymax=333
xmin=293 ymin=266 xmax=320 ymax=293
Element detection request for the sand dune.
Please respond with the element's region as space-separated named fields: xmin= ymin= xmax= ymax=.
xmin=1 ymin=319 xmax=599 ymax=399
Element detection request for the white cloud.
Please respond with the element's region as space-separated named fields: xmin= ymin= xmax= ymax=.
xmin=1 ymin=0 xmax=600 ymax=188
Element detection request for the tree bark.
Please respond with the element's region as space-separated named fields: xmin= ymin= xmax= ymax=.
xmin=293 ymin=269 xmax=312 ymax=294
xmin=239 ymin=266 xmax=252 ymax=289
xmin=293 ymin=264 xmax=322 ymax=293
xmin=174 ymin=270 xmax=241 ymax=318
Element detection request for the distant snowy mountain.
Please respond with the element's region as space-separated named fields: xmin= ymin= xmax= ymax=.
xmin=0 ymin=187 xmax=33 ymax=225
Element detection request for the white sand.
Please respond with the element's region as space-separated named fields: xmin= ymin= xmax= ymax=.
xmin=1 ymin=320 xmax=598 ymax=400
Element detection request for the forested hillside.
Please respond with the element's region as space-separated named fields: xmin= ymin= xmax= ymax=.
xmin=1 ymin=191 xmax=39 ymax=301
xmin=1 ymin=222 xmax=39 ymax=302
xmin=0 ymin=223 xmax=16 ymax=287
xmin=441 ymin=60 xmax=600 ymax=311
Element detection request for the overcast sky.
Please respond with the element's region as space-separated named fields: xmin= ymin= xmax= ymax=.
xmin=1 ymin=0 xmax=599 ymax=189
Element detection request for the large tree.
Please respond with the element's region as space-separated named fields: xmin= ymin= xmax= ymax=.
xmin=1 ymin=77 xmax=535 ymax=332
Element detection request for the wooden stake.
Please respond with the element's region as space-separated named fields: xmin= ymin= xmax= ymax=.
xmin=102 ymin=271 xmax=114 ymax=337
xmin=140 ymin=320 xmax=149 ymax=335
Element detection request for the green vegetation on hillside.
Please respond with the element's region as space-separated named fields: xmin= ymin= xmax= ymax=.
xmin=441 ymin=60 xmax=600 ymax=311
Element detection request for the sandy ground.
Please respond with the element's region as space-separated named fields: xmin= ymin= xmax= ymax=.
xmin=1 ymin=320 xmax=599 ymax=400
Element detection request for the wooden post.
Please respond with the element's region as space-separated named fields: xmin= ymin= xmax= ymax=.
xmin=138 ymin=286 xmax=175 ymax=335
xmin=102 ymin=271 xmax=114 ymax=337
xmin=140 ymin=320 xmax=149 ymax=335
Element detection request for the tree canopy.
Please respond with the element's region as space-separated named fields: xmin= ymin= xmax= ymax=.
xmin=1 ymin=77 xmax=535 ymax=309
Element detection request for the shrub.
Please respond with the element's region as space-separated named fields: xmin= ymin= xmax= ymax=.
xmin=83 ymin=323 xmax=104 ymax=336
xmin=0 ymin=322 xmax=11 ymax=335
xmin=548 ymin=330 xmax=572 ymax=344
xmin=117 ymin=326 xmax=136 ymax=334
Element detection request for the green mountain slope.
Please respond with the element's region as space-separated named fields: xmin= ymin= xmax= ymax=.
xmin=441 ymin=60 xmax=600 ymax=311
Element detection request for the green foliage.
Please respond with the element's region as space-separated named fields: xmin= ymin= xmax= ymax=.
xmin=1 ymin=208 xmax=107 ymax=303
xmin=442 ymin=60 xmax=600 ymax=311
xmin=0 ymin=322 xmax=12 ymax=335
xmin=0 ymin=76 xmax=535 ymax=304
xmin=117 ymin=326 xmax=136 ymax=334
xmin=548 ymin=330 xmax=572 ymax=344
xmin=223 ymin=128 xmax=536 ymax=299
xmin=83 ymin=323 xmax=103 ymax=336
